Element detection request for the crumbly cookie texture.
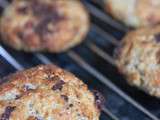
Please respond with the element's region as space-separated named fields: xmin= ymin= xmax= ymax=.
xmin=116 ymin=26 xmax=160 ymax=98
xmin=0 ymin=0 xmax=89 ymax=52
xmin=0 ymin=65 xmax=101 ymax=120
xmin=105 ymin=0 xmax=160 ymax=27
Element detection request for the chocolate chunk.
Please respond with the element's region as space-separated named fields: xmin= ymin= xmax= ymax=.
xmin=24 ymin=21 xmax=34 ymax=29
xmin=45 ymin=72 xmax=61 ymax=81
xmin=17 ymin=32 xmax=24 ymax=40
xmin=32 ymin=0 xmax=66 ymax=40
xmin=50 ymin=75 xmax=60 ymax=81
xmin=154 ymin=33 xmax=160 ymax=42
xmin=17 ymin=6 xmax=28 ymax=14
xmin=0 ymin=106 xmax=15 ymax=120
xmin=31 ymin=0 xmax=64 ymax=20
xmin=15 ymin=95 xmax=21 ymax=100
xmin=156 ymin=50 xmax=160 ymax=64
xmin=24 ymin=85 xmax=31 ymax=91
xmin=34 ymin=15 xmax=54 ymax=36
xmin=69 ymin=104 xmax=73 ymax=107
xmin=31 ymin=0 xmax=53 ymax=17
xmin=61 ymin=95 xmax=68 ymax=102
xmin=28 ymin=116 xmax=42 ymax=120
xmin=34 ymin=13 xmax=65 ymax=36
xmin=92 ymin=90 xmax=105 ymax=110
xmin=52 ymin=80 xmax=65 ymax=91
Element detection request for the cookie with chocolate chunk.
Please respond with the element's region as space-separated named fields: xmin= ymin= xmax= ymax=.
xmin=116 ymin=26 xmax=160 ymax=98
xmin=0 ymin=0 xmax=89 ymax=52
xmin=0 ymin=64 xmax=102 ymax=120
xmin=105 ymin=0 xmax=160 ymax=27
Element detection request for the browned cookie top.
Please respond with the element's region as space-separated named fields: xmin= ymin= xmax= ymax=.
xmin=0 ymin=0 xmax=89 ymax=52
xmin=116 ymin=26 xmax=160 ymax=97
xmin=105 ymin=0 xmax=160 ymax=27
xmin=0 ymin=65 xmax=101 ymax=120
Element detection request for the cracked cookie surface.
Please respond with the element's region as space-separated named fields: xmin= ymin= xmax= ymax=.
xmin=105 ymin=0 xmax=160 ymax=27
xmin=0 ymin=65 xmax=101 ymax=120
xmin=0 ymin=0 xmax=89 ymax=52
xmin=116 ymin=26 xmax=160 ymax=98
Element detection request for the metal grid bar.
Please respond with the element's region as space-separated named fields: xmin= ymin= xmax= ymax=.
xmin=91 ymin=24 xmax=120 ymax=46
xmin=102 ymin=107 xmax=119 ymax=120
xmin=83 ymin=0 xmax=128 ymax=32
xmin=86 ymin=42 xmax=116 ymax=66
xmin=0 ymin=46 xmax=24 ymax=70
xmin=34 ymin=53 xmax=52 ymax=64
xmin=0 ymin=0 xmax=159 ymax=120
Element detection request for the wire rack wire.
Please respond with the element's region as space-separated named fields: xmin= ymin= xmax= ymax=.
xmin=0 ymin=0 xmax=159 ymax=120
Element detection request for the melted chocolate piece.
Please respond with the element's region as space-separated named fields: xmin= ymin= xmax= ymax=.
xmin=92 ymin=90 xmax=105 ymax=110
xmin=45 ymin=72 xmax=61 ymax=81
xmin=17 ymin=32 xmax=24 ymax=40
xmin=34 ymin=11 xmax=65 ymax=40
xmin=34 ymin=15 xmax=55 ymax=36
xmin=0 ymin=106 xmax=15 ymax=120
xmin=69 ymin=104 xmax=73 ymax=107
xmin=28 ymin=116 xmax=42 ymax=120
xmin=17 ymin=6 xmax=28 ymax=14
xmin=15 ymin=95 xmax=21 ymax=100
xmin=24 ymin=85 xmax=31 ymax=91
xmin=32 ymin=0 xmax=66 ymax=39
xmin=24 ymin=21 xmax=34 ymax=29
xmin=51 ymin=75 xmax=60 ymax=81
xmin=18 ymin=0 xmax=66 ymax=42
xmin=156 ymin=50 xmax=160 ymax=64
xmin=61 ymin=95 xmax=68 ymax=102
xmin=154 ymin=33 xmax=160 ymax=42
xmin=52 ymin=80 xmax=65 ymax=91
xmin=31 ymin=0 xmax=53 ymax=17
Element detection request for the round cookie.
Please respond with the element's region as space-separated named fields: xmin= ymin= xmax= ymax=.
xmin=105 ymin=0 xmax=160 ymax=27
xmin=0 ymin=0 xmax=89 ymax=52
xmin=115 ymin=26 xmax=160 ymax=98
xmin=0 ymin=65 xmax=102 ymax=120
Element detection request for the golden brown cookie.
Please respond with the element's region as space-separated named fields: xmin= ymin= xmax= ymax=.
xmin=116 ymin=26 xmax=160 ymax=98
xmin=0 ymin=64 xmax=102 ymax=120
xmin=0 ymin=0 xmax=89 ymax=52
xmin=105 ymin=0 xmax=160 ymax=27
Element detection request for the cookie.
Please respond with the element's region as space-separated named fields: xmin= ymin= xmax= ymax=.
xmin=116 ymin=26 xmax=160 ymax=97
xmin=105 ymin=0 xmax=160 ymax=27
xmin=0 ymin=64 xmax=102 ymax=119
xmin=0 ymin=0 xmax=89 ymax=52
